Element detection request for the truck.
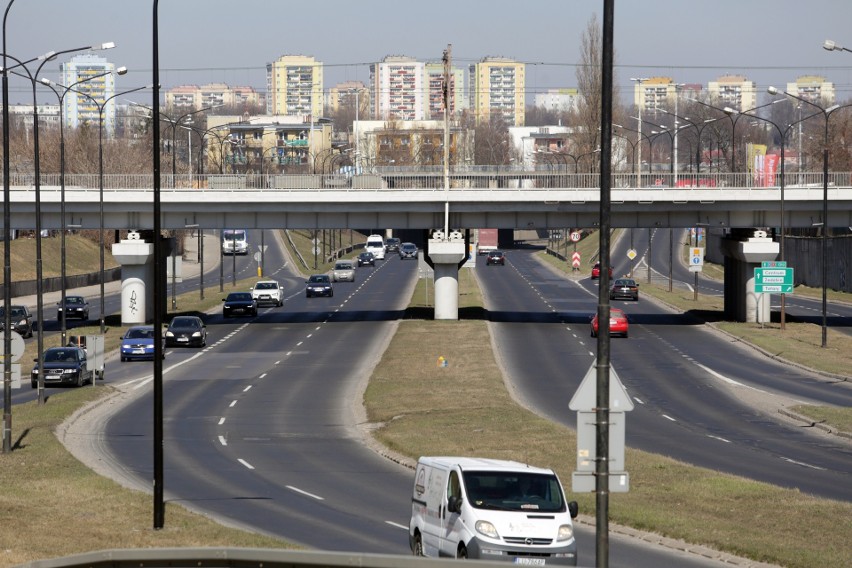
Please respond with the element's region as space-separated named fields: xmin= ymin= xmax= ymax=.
xmin=476 ymin=228 xmax=498 ymax=255
xmin=222 ymin=229 xmax=248 ymax=255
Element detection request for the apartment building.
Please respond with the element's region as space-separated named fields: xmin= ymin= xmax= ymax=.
xmin=356 ymin=119 xmax=474 ymax=167
xmin=786 ymin=75 xmax=836 ymax=106
xmin=60 ymin=54 xmax=120 ymax=136
xmin=469 ymin=57 xmax=525 ymax=126
xmin=326 ymin=80 xmax=371 ymax=117
xmin=424 ymin=62 xmax=467 ymax=119
xmin=369 ymin=56 xmax=427 ymax=121
xmin=266 ymin=55 xmax=324 ymax=117
xmin=534 ymin=88 xmax=579 ymax=113
xmin=165 ymin=83 xmax=263 ymax=112
xmin=707 ymin=75 xmax=758 ymax=111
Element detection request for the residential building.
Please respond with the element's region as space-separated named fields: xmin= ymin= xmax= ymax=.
xmin=425 ymin=62 xmax=467 ymax=119
xmin=9 ymin=103 xmax=60 ymax=130
xmin=786 ymin=75 xmax=836 ymax=106
xmin=266 ymin=55 xmax=324 ymax=117
xmin=534 ymin=88 xmax=580 ymax=113
xmin=355 ymin=119 xmax=474 ymax=168
xmin=633 ymin=77 xmax=677 ymax=114
xmin=60 ymin=54 xmax=120 ymax=136
xmin=370 ymin=56 xmax=427 ymax=121
xmin=326 ymin=80 xmax=370 ymax=117
xmin=469 ymin=57 xmax=525 ymax=126
xmin=707 ymin=75 xmax=757 ymax=111
xmin=165 ymin=83 xmax=263 ymax=112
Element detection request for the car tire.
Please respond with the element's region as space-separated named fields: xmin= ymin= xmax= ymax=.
xmin=412 ymin=533 xmax=424 ymax=557
xmin=330 ymin=290 xmax=334 ymax=297
xmin=121 ymin=355 xmax=126 ymax=362
xmin=31 ymin=380 xmax=37 ymax=388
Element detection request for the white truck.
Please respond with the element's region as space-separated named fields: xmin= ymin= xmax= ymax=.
xmin=410 ymin=456 xmax=579 ymax=564
xmin=476 ymin=228 xmax=499 ymax=255
xmin=222 ymin=229 xmax=248 ymax=255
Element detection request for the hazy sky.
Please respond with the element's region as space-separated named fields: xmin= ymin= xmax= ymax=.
xmin=4 ymin=0 xmax=852 ymax=105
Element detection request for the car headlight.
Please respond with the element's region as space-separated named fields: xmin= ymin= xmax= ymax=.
xmin=165 ymin=331 xmax=174 ymax=337
xmin=475 ymin=520 xmax=499 ymax=539
xmin=556 ymin=524 xmax=574 ymax=542
xmin=191 ymin=331 xmax=202 ymax=338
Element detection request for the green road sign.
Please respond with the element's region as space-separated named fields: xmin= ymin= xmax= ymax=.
xmin=754 ymin=267 xmax=794 ymax=294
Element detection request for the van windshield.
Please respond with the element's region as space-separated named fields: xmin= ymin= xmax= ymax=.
xmin=462 ymin=471 xmax=565 ymax=512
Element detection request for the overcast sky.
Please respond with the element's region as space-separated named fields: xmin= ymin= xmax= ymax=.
xmin=4 ymin=0 xmax=852 ymax=105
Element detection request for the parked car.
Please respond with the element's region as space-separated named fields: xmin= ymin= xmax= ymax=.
xmin=332 ymin=260 xmax=356 ymax=282
xmin=590 ymin=308 xmax=629 ymax=338
xmin=31 ymin=346 xmax=93 ymax=388
xmin=57 ymin=295 xmax=89 ymax=321
xmin=222 ymin=292 xmax=258 ymax=318
xmin=165 ymin=316 xmax=207 ymax=347
xmin=399 ymin=242 xmax=418 ymax=260
xmin=306 ymin=274 xmax=334 ymax=298
xmin=120 ymin=325 xmax=163 ymax=362
xmin=251 ymin=280 xmax=283 ymax=307
xmin=590 ymin=262 xmax=612 ymax=280
xmin=0 ymin=305 xmax=33 ymax=338
xmin=609 ymin=278 xmax=640 ymax=301
xmin=357 ymin=251 xmax=375 ymax=267
xmin=385 ymin=237 xmax=401 ymax=253
xmin=486 ymin=250 xmax=505 ymax=266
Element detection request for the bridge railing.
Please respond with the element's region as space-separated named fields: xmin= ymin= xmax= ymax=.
xmin=12 ymin=171 xmax=852 ymax=191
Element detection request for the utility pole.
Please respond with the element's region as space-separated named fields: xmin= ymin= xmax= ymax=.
xmin=442 ymin=44 xmax=451 ymax=238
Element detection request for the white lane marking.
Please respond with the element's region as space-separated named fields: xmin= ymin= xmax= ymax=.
xmin=218 ymin=417 xmax=226 ymax=425
xmin=781 ymin=457 xmax=826 ymax=470
xmin=243 ymin=385 xmax=252 ymax=392
xmin=386 ymin=521 xmax=408 ymax=530
xmin=218 ymin=436 xmax=227 ymax=446
xmin=286 ymin=485 xmax=324 ymax=500
xmin=296 ymin=341 xmax=303 ymax=347
xmin=131 ymin=350 xmax=205 ymax=389
xmin=633 ymin=397 xmax=645 ymax=405
xmin=695 ymin=363 xmax=746 ymax=387
xmin=229 ymin=400 xmax=238 ymax=408
xmin=238 ymin=459 xmax=254 ymax=470
xmin=259 ymin=373 xmax=267 ymax=379
xmin=306 ymin=334 xmax=313 ymax=339
xmin=316 ymin=326 xmax=321 ymax=331
xmin=662 ymin=414 xmax=676 ymax=422
xmin=707 ymin=435 xmax=732 ymax=443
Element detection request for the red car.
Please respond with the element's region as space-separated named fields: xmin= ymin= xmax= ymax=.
xmin=591 ymin=262 xmax=613 ymax=280
xmin=590 ymin=308 xmax=629 ymax=338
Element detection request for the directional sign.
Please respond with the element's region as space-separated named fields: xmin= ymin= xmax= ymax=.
xmin=571 ymin=251 xmax=581 ymax=269
xmin=754 ymin=267 xmax=794 ymax=294
xmin=690 ymin=247 xmax=704 ymax=267
xmin=761 ymin=261 xmax=787 ymax=268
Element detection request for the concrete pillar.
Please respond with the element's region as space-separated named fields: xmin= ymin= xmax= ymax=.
xmin=111 ymin=233 xmax=155 ymax=325
xmin=428 ymin=234 xmax=466 ymax=320
xmin=721 ymin=231 xmax=779 ymax=323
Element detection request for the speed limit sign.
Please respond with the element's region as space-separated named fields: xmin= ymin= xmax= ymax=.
xmin=570 ymin=231 xmax=581 ymax=242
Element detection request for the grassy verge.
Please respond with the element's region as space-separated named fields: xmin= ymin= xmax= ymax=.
xmin=365 ymin=270 xmax=852 ymax=568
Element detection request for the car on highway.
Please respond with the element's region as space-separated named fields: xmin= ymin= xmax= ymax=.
xmin=590 ymin=262 xmax=612 ymax=280
xmin=31 ymin=346 xmax=93 ymax=388
xmin=305 ymin=274 xmax=334 ymax=298
xmin=165 ymin=315 xmax=207 ymax=347
xmin=609 ymin=278 xmax=640 ymax=301
xmin=385 ymin=237 xmax=401 ymax=253
xmin=57 ymin=295 xmax=89 ymax=321
xmin=120 ymin=325 xmax=163 ymax=362
xmin=399 ymin=242 xmax=418 ymax=260
xmin=251 ymin=280 xmax=283 ymax=307
xmin=0 ymin=304 xmax=33 ymax=338
xmin=486 ymin=250 xmax=505 ymax=266
xmin=332 ymin=260 xmax=356 ymax=282
xmin=357 ymin=251 xmax=375 ymax=267
xmin=365 ymin=234 xmax=386 ymax=260
xmin=222 ymin=292 xmax=258 ymax=318
xmin=590 ymin=308 xmax=629 ymax=338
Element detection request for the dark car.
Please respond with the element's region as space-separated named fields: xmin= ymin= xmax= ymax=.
xmin=165 ymin=316 xmax=207 ymax=347
xmin=385 ymin=237 xmax=401 ymax=253
xmin=609 ymin=278 xmax=640 ymax=301
xmin=486 ymin=250 xmax=505 ymax=266
xmin=591 ymin=262 xmax=613 ymax=280
xmin=399 ymin=242 xmax=418 ymax=260
xmin=306 ymin=274 xmax=334 ymax=298
xmin=31 ymin=346 xmax=93 ymax=388
xmin=223 ymin=292 xmax=258 ymax=318
xmin=357 ymin=251 xmax=375 ymax=267
xmin=57 ymin=295 xmax=90 ymax=321
xmin=120 ymin=325 xmax=163 ymax=362
xmin=0 ymin=305 xmax=33 ymax=338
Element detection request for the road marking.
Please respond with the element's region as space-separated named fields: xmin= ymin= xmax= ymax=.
xmin=385 ymin=521 xmax=408 ymax=530
xmin=131 ymin=350 xmax=205 ymax=389
xmin=706 ymin=434 xmax=731 ymax=443
xmin=287 ymin=485 xmax=324 ymax=500
xmin=218 ymin=435 xmax=227 ymax=446
xmin=218 ymin=417 xmax=226 ymax=425
xmin=238 ymin=459 xmax=254 ymax=470
xmin=229 ymin=400 xmax=238 ymax=407
xmin=662 ymin=414 xmax=676 ymax=422
xmin=258 ymin=373 xmax=266 ymax=379
xmin=781 ymin=457 xmax=826 ymax=470
xmin=633 ymin=397 xmax=645 ymax=405
xmin=243 ymin=385 xmax=252 ymax=392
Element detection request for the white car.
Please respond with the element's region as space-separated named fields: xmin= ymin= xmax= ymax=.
xmin=332 ymin=260 xmax=356 ymax=282
xmin=251 ymin=280 xmax=283 ymax=307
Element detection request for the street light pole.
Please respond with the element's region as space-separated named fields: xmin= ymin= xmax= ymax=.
xmin=630 ymin=77 xmax=648 ymax=187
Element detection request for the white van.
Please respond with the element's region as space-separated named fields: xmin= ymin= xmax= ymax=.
xmin=365 ymin=234 xmax=385 ymax=260
xmin=222 ymin=229 xmax=248 ymax=255
xmin=410 ymin=456 xmax=579 ymax=565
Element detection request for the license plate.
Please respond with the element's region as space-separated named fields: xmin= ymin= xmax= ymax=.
xmin=133 ymin=349 xmax=145 ymax=355
xmin=177 ymin=337 xmax=188 ymax=342
xmin=514 ymin=559 xmax=545 ymax=566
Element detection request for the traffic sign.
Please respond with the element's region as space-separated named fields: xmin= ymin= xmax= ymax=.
xmin=0 ymin=331 xmax=25 ymax=362
xmin=570 ymin=231 xmax=581 ymax=243
xmin=761 ymin=261 xmax=787 ymax=268
xmin=754 ymin=267 xmax=794 ymax=294
xmin=690 ymin=247 xmax=704 ymax=267
xmin=571 ymin=251 xmax=581 ymax=269
xmin=626 ymin=249 xmax=637 ymax=260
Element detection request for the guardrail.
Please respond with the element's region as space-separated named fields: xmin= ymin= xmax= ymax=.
xmin=11 ymin=171 xmax=852 ymax=192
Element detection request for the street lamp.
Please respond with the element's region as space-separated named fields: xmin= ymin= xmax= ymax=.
xmin=823 ymin=39 xmax=852 ymax=54
xmin=630 ymin=77 xmax=649 ymax=185
xmin=768 ymin=86 xmax=852 ymax=347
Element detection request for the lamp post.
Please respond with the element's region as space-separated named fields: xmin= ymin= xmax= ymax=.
xmin=769 ymin=85 xmax=852 ymax=347
xmin=630 ymin=77 xmax=649 ymax=186
xmin=823 ymin=39 xmax=852 ymax=54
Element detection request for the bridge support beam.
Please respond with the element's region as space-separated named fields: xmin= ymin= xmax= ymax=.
xmin=428 ymin=237 xmax=466 ymax=320
xmin=721 ymin=230 xmax=779 ymax=323
xmin=111 ymin=232 xmax=155 ymax=325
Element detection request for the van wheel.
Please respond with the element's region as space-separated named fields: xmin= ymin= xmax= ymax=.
xmin=412 ymin=533 xmax=424 ymax=557
xmin=457 ymin=544 xmax=468 ymax=559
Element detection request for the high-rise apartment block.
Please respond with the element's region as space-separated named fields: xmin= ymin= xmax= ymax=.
xmin=469 ymin=57 xmax=525 ymax=126
xmin=534 ymin=88 xmax=579 ymax=113
xmin=60 ymin=54 xmax=120 ymax=136
xmin=633 ymin=77 xmax=679 ymax=113
xmin=266 ymin=55 xmax=323 ymax=117
xmin=707 ymin=75 xmax=757 ymax=111
xmin=370 ymin=56 xmax=427 ymax=120
xmin=786 ymin=76 xmax=835 ymax=106
xmin=424 ymin=62 xmax=467 ymax=119
xmin=327 ymin=80 xmax=371 ymax=118
xmin=165 ymin=83 xmax=263 ymax=112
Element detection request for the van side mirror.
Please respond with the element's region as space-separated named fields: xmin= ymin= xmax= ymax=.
xmin=568 ymin=501 xmax=579 ymax=519
xmin=447 ymin=495 xmax=463 ymax=514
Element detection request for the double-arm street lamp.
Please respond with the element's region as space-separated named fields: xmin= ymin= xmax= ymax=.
xmin=768 ymin=85 xmax=852 ymax=347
